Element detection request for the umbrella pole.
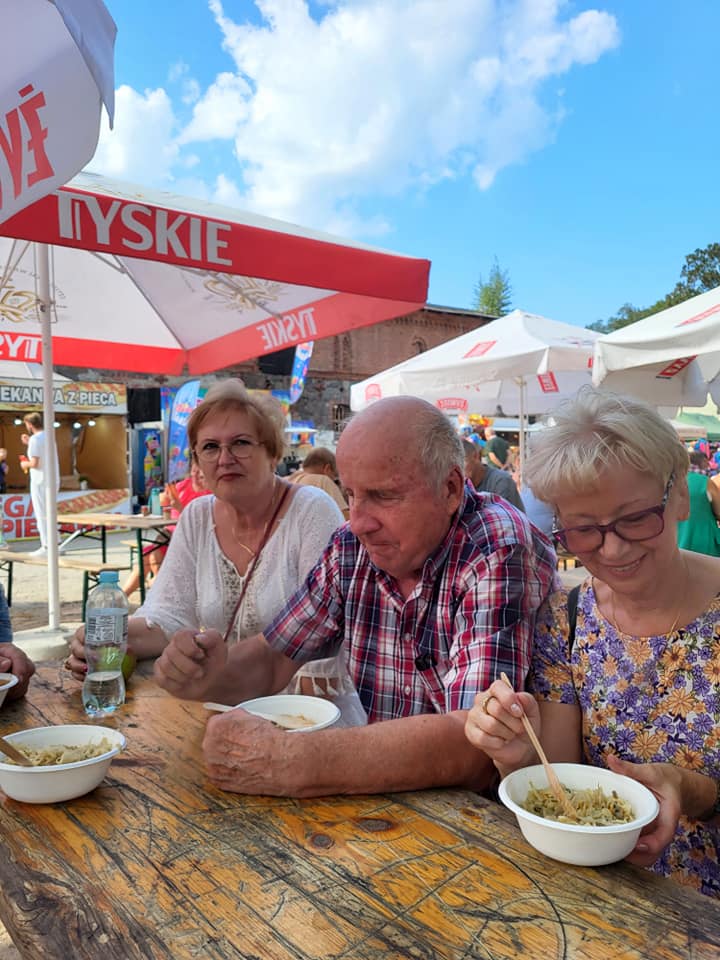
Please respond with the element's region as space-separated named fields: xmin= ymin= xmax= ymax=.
xmin=518 ymin=377 xmax=527 ymax=484
xmin=38 ymin=244 xmax=61 ymax=630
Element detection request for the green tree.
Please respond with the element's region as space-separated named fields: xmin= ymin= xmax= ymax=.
xmin=588 ymin=300 xmax=670 ymax=334
xmin=671 ymin=242 xmax=720 ymax=300
xmin=589 ymin=241 xmax=720 ymax=333
xmin=473 ymin=257 xmax=512 ymax=317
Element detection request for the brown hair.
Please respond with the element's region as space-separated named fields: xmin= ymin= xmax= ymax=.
xmin=187 ymin=380 xmax=286 ymax=463
xmin=302 ymin=447 xmax=337 ymax=472
xmin=23 ymin=412 xmax=42 ymax=429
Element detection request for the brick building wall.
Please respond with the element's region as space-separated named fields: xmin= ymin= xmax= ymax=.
xmin=56 ymin=305 xmax=492 ymax=432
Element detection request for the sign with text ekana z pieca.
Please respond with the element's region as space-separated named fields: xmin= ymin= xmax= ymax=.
xmin=0 ymin=378 xmax=126 ymax=414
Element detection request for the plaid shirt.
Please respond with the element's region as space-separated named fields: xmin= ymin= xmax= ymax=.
xmin=264 ymin=486 xmax=557 ymax=723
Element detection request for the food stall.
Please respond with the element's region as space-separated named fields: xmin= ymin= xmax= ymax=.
xmin=0 ymin=375 xmax=129 ymax=542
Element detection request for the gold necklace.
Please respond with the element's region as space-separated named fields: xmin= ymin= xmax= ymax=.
xmin=230 ymin=480 xmax=279 ymax=559
xmin=603 ymin=557 xmax=688 ymax=638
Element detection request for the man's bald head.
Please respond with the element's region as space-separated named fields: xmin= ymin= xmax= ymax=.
xmin=339 ymin=397 xmax=464 ymax=493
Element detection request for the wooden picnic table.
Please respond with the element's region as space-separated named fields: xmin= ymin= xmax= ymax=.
xmin=0 ymin=662 xmax=718 ymax=960
xmin=58 ymin=512 xmax=174 ymax=602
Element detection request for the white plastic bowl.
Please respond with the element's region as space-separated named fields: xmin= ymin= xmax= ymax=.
xmin=499 ymin=763 xmax=659 ymax=866
xmin=238 ymin=694 xmax=340 ymax=732
xmin=0 ymin=724 xmax=126 ymax=803
xmin=0 ymin=673 xmax=19 ymax=708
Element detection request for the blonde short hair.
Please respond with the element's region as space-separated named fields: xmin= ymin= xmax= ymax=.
xmin=187 ymin=380 xmax=286 ymax=463
xmin=526 ymin=386 xmax=689 ymax=503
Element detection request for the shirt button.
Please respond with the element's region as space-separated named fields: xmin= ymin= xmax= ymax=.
xmin=404 ymin=685 xmax=411 ymax=695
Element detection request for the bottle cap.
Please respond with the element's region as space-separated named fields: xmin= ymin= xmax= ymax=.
xmin=98 ymin=570 xmax=119 ymax=584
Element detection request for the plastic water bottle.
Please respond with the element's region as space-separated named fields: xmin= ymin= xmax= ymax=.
xmin=82 ymin=571 xmax=129 ymax=717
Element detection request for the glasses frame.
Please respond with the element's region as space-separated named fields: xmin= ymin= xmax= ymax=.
xmin=552 ymin=473 xmax=675 ymax=553
xmin=194 ymin=437 xmax=263 ymax=464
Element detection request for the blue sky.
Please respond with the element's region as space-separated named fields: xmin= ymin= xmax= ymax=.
xmin=91 ymin=0 xmax=720 ymax=329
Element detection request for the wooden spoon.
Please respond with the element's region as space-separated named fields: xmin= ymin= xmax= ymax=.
xmin=0 ymin=735 xmax=33 ymax=766
xmin=499 ymin=673 xmax=580 ymax=821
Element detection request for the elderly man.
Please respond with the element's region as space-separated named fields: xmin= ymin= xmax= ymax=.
xmin=289 ymin=447 xmax=349 ymax=519
xmin=462 ymin=440 xmax=525 ymax=512
xmin=155 ymin=397 xmax=556 ymax=797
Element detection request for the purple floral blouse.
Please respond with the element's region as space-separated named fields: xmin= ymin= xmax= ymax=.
xmin=529 ymin=579 xmax=720 ymax=898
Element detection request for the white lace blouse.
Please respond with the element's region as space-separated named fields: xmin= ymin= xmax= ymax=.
xmin=136 ymin=485 xmax=344 ymax=642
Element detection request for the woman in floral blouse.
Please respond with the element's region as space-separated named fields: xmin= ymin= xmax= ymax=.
xmin=465 ymin=387 xmax=720 ymax=898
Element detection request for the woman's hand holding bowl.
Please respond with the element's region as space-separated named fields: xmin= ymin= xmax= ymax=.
xmin=465 ymin=678 xmax=542 ymax=775
xmin=605 ymin=754 xmax=684 ymax=866
xmin=154 ymin=628 xmax=228 ymax=701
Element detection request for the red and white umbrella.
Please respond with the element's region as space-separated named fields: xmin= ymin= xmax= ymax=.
xmin=0 ymin=172 xmax=429 ymax=372
xmin=0 ymin=171 xmax=429 ymax=627
xmin=1 ymin=0 xmax=116 ymax=225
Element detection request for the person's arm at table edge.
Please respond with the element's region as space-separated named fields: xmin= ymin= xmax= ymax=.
xmin=275 ymin=710 xmax=493 ymax=796
xmin=0 ymin=642 xmax=35 ymax=699
xmin=196 ymin=637 xmax=493 ymax=794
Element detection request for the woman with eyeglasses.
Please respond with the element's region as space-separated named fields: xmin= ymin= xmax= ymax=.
xmin=66 ymin=380 xmax=346 ymax=688
xmin=465 ymin=387 xmax=720 ymax=898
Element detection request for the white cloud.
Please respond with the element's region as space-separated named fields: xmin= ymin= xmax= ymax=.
xmin=168 ymin=61 xmax=189 ymax=83
xmin=91 ymin=1 xmax=620 ymax=233
xmin=91 ymin=85 xmax=179 ymax=185
xmin=167 ymin=61 xmax=201 ymax=104
xmin=201 ymin=0 xmax=619 ymax=229
xmin=178 ymin=72 xmax=251 ymax=142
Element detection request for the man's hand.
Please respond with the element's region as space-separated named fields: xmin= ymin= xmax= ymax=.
xmin=154 ymin=629 xmax=228 ymax=701
xmin=0 ymin=643 xmax=35 ymax=700
xmin=203 ymin=709 xmax=303 ymax=795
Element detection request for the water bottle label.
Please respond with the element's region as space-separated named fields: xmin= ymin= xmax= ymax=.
xmin=86 ymin=609 xmax=128 ymax=648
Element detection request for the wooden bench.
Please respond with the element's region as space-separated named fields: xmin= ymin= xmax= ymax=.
xmin=0 ymin=549 xmax=130 ymax=620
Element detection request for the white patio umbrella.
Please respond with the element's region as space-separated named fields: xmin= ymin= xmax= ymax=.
xmin=2 ymin=0 xmax=115 ymax=631
xmin=0 ymin=172 xmax=430 ymax=628
xmin=350 ymin=310 xmax=598 ymax=471
xmin=592 ymin=285 xmax=720 ymax=407
xmin=1 ymin=0 xmax=116 ymax=225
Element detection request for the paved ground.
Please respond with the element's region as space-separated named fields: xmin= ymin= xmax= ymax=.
xmin=0 ymin=543 xmax=584 ymax=957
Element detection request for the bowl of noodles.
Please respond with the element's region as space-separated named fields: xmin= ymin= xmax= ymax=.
xmin=499 ymin=763 xmax=659 ymax=866
xmin=0 ymin=724 xmax=126 ymax=803
xmin=237 ymin=694 xmax=341 ymax=732
xmin=0 ymin=673 xmax=19 ymax=709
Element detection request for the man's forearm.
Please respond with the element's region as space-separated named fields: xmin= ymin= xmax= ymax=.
xmin=283 ymin=711 xmax=493 ymax=797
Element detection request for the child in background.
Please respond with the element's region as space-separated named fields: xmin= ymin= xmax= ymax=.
xmin=122 ymin=463 xmax=209 ymax=597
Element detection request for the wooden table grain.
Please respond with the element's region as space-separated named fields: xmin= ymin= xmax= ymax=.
xmin=0 ymin=663 xmax=718 ymax=960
